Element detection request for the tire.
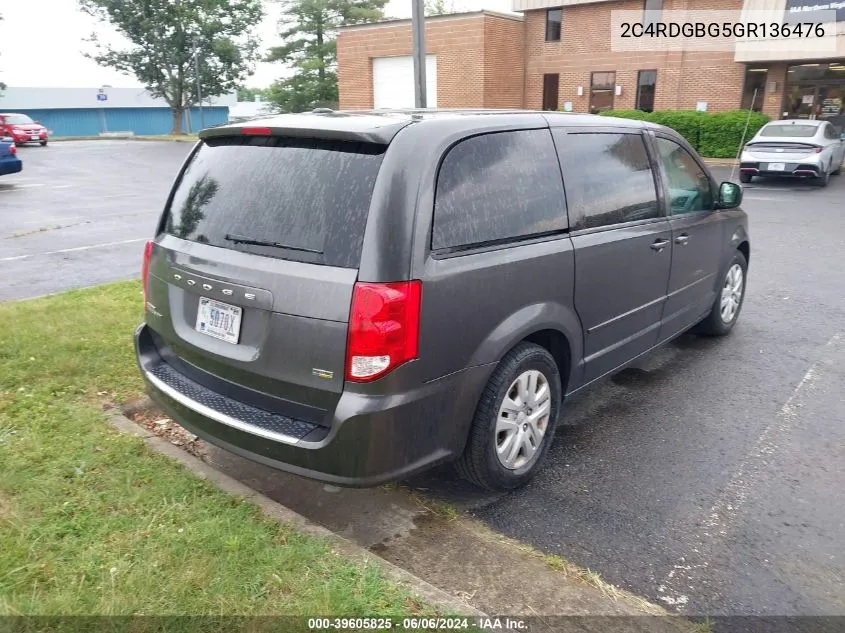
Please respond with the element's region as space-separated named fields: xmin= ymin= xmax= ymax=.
xmin=817 ymin=168 xmax=830 ymax=187
xmin=739 ymin=173 xmax=753 ymax=184
xmin=455 ymin=342 xmax=562 ymax=491
xmin=694 ymin=250 xmax=748 ymax=337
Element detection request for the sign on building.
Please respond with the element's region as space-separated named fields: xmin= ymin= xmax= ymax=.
xmin=785 ymin=0 xmax=845 ymax=22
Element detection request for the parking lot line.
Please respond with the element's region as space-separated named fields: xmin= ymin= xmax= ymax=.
xmin=0 ymin=238 xmax=148 ymax=262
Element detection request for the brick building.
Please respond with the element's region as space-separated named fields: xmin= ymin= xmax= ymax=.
xmin=337 ymin=0 xmax=845 ymax=125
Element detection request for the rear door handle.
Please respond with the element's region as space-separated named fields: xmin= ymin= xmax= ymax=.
xmin=651 ymin=239 xmax=670 ymax=252
xmin=674 ymin=234 xmax=690 ymax=245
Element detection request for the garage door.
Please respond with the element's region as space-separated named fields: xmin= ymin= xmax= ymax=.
xmin=372 ymin=55 xmax=437 ymax=109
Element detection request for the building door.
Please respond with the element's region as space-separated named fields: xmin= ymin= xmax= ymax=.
xmin=783 ymin=62 xmax=845 ymax=128
xmin=542 ymin=74 xmax=559 ymax=111
xmin=785 ymin=84 xmax=823 ymax=119
xmin=372 ymin=55 xmax=438 ymax=109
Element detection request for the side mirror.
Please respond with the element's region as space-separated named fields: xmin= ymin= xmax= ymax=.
xmin=719 ymin=181 xmax=743 ymax=209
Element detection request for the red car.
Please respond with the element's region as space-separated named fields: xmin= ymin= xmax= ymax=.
xmin=0 ymin=113 xmax=48 ymax=146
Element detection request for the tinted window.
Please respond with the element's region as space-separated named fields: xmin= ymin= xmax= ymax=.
xmin=545 ymin=8 xmax=562 ymax=41
xmin=433 ymin=130 xmax=567 ymax=250
xmin=759 ymin=124 xmax=817 ymax=138
xmin=555 ymin=131 xmax=659 ymax=230
xmin=164 ymin=136 xmax=385 ymax=268
xmin=655 ymin=137 xmax=713 ymax=214
xmin=824 ymin=123 xmax=838 ymax=139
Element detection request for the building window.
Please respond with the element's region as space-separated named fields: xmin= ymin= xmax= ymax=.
xmin=741 ymin=67 xmax=767 ymax=112
xmin=636 ymin=70 xmax=657 ymax=112
xmin=590 ymin=71 xmax=616 ymax=113
xmin=545 ymin=8 xmax=562 ymax=42
xmin=643 ymin=0 xmax=663 ymax=24
xmin=543 ymin=74 xmax=560 ymax=111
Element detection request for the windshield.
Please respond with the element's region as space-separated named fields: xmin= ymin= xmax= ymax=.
xmin=5 ymin=114 xmax=35 ymax=125
xmin=163 ymin=135 xmax=386 ymax=268
xmin=759 ymin=124 xmax=818 ymax=138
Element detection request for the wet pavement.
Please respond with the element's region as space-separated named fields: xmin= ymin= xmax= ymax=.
xmin=3 ymin=142 xmax=843 ymax=616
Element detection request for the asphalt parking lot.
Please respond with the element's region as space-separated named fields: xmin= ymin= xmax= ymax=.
xmin=0 ymin=140 xmax=192 ymax=301
xmin=2 ymin=140 xmax=843 ymax=616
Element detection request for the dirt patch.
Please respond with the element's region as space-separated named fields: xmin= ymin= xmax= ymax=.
xmin=120 ymin=398 xmax=208 ymax=462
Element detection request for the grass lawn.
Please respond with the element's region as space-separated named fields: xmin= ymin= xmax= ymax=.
xmin=0 ymin=282 xmax=428 ymax=623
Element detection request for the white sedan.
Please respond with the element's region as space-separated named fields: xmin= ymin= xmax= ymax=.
xmin=739 ymin=119 xmax=845 ymax=187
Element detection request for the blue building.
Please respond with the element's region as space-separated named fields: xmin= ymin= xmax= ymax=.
xmin=0 ymin=86 xmax=235 ymax=137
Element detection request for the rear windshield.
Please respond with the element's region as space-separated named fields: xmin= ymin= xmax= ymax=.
xmin=163 ymin=136 xmax=386 ymax=268
xmin=759 ymin=124 xmax=817 ymax=138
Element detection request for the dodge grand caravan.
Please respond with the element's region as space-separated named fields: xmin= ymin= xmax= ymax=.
xmin=135 ymin=110 xmax=749 ymax=491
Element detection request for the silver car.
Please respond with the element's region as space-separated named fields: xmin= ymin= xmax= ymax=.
xmin=739 ymin=119 xmax=845 ymax=186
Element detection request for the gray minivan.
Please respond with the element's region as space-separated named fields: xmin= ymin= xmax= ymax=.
xmin=135 ymin=110 xmax=749 ymax=491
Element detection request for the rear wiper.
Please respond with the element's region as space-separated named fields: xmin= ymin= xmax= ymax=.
xmin=224 ymin=234 xmax=322 ymax=254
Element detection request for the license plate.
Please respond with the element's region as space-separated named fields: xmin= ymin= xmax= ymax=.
xmin=196 ymin=297 xmax=242 ymax=344
xmin=768 ymin=162 xmax=786 ymax=171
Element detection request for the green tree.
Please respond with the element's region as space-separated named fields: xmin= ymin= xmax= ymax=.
xmin=237 ymin=86 xmax=272 ymax=102
xmin=79 ymin=0 xmax=264 ymax=133
xmin=266 ymin=0 xmax=388 ymax=113
xmin=425 ymin=0 xmax=461 ymax=15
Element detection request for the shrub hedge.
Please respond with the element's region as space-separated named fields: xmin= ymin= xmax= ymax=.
xmin=595 ymin=109 xmax=770 ymax=158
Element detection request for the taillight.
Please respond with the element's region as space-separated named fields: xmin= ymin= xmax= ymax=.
xmin=141 ymin=241 xmax=153 ymax=304
xmin=241 ymin=127 xmax=272 ymax=136
xmin=813 ymin=146 xmax=823 ymax=153
xmin=346 ymin=281 xmax=422 ymax=382
xmin=8 ymin=145 xmax=15 ymax=155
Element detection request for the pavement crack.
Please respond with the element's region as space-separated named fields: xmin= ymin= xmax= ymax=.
xmin=6 ymin=220 xmax=92 ymax=239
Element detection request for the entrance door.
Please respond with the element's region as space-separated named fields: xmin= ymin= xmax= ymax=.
xmin=785 ymin=84 xmax=820 ymax=119
xmin=784 ymin=84 xmax=845 ymax=125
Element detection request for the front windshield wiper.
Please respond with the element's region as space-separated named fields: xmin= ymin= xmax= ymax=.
xmin=224 ymin=233 xmax=322 ymax=254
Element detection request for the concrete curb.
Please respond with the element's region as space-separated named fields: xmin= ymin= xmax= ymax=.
xmin=106 ymin=409 xmax=488 ymax=619
xmin=703 ymin=158 xmax=738 ymax=167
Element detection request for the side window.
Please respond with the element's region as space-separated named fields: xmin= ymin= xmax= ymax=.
xmin=554 ymin=131 xmax=660 ymax=230
xmin=432 ymin=129 xmax=567 ymax=251
xmin=654 ymin=137 xmax=713 ymax=214
xmin=825 ymin=123 xmax=838 ymax=139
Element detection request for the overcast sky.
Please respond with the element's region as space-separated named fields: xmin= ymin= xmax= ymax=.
xmin=1 ymin=0 xmax=513 ymax=90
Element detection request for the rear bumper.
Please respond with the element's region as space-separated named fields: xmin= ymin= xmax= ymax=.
xmin=134 ymin=323 xmax=491 ymax=487
xmin=739 ymin=160 xmax=823 ymax=177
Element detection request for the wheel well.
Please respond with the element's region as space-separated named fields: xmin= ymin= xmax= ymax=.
xmin=737 ymin=240 xmax=750 ymax=266
xmin=523 ymin=329 xmax=571 ymax=391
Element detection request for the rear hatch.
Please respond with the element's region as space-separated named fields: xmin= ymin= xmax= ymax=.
xmin=144 ymin=132 xmax=387 ymax=427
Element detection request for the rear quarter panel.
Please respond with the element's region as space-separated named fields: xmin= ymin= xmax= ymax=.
xmin=383 ymin=119 xmax=583 ymax=391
